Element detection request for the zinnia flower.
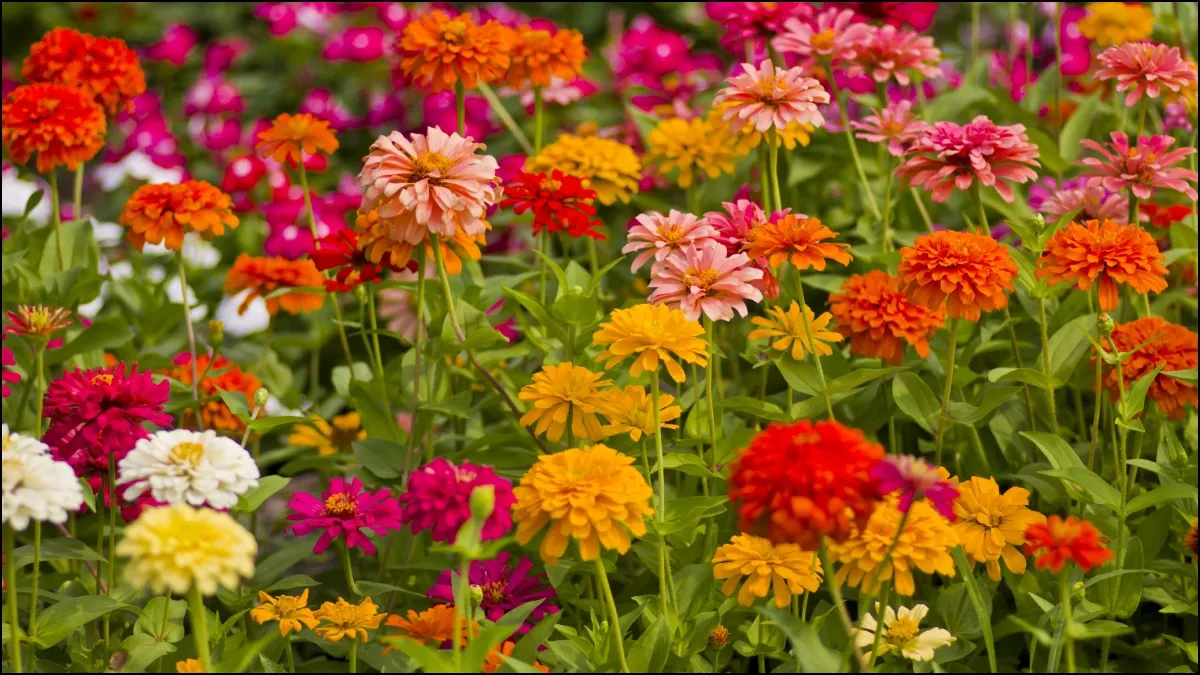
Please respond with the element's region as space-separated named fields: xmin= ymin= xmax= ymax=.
xmin=499 ymin=169 xmax=602 ymax=238
xmin=851 ymin=100 xmax=930 ymax=158
xmin=2 ymin=424 xmax=49 ymax=459
xmin=646 ymin=116 xmax=741 ymax=189
xmin=427 ymin=552 xmax=558 ymax=635
xmin=224 ymin=254 xmax=325 ymax=316
xmin=5 ymin=305 xmax=72 ymax=338
xmin=1024 ymin=515 xmax=1114 ymax=572
xmin=310 ymin=229 xmax=404 ymax=292
xmin=518 ymin=362 xmax=612 ymax=443
xmin=1139 ymin=202 xmax=1192 ymax=228
xmin=255 ymin=112 xmax=339 ymax=165
xmin=952 ymin=477 xmax=1046 ymax=582
xmin=21 ymin=27 xmax=146 ymax=115
xmin=396 ymin=11 xmax=514 ymax=92
xmin=1097 ymin=42 xmax=1197 ymax=108
xmin=713 ymin=61 xmax=829 ymax=133
xmin=2 ymin=334 xmax=19 ymax=398
xmin=829 ymin=494 xmax=958 ymax=595
xmin=1185 ymin=521 xmax=1198 ymax=559
xmin=1102 ymin=317 xmax=1197 ymax=419
xmin=505 ymin=25 xmax=586 ymax=88
xmin=711 ymin=534 xmax=822 ymax=608
xmin=897 ymin=116 xmax=1040 ymax=203
xmin=2 ymin=83 xmax=106 ymax=173
xmin=165 ymin=353 xmax=262 ymax=433
xmin=2 ymin=452 xmax=84 ymax=531
xmin=748 ymin=302 xmax=842 ymax=361
xmin=287 ymin=412 xmax=365 ymax=456
xmin=526 ymin=134 xmax=642 ymax=205
xmin=744 ymin=214 xmax=852 ymax=271
xmin=598 ymin=385 xmax=682 ymax=442
xmin=384 ymin=604 xmax=472 ymax=649
xmin=251 ymin=589 xmax=319 ymax=637
xmin=513 ymin=444 xmax=655 ymax=565
xmin=483 ymin=641 xmax=549 ymax=674
xmin=376 ymin=268 xmax=431 ymax=342
xmin=772 ymin=8 xmax=872 ymax=67
xmin=1039 ymin=180 xmax=1129 ymax=225
xmin=709 ymin=2 xmax=813 ymax=55
xmin=398 ymin=458 xmax=516 ymax=543
xmin=119 ymin=180 xmax=239 ymax=251
xmin=871 ymin=456 xmax=958 ymax=520
xmin=649 ymin=243 xmax=764 ymax=322
xmin=853 ymin=604 xmax=955 ymax=662
xmin=1080 ymin=132 xmax=1198 ymax=201
xmin=623 ymin=210 xmax=719 ymax=273
xmin=117 ymin=504 xmax=256 ymax=595
xmin=175 ymin=659 xmax=202 ymax=673
xmin=118 ymin=429 xmax=260 ymax=510
xmin=593 ymin=303 xmax=708 ymax=382
xmin=729 ymin=420 xmax=885 ymax=549
xmin=847 ymin=25 xmax=942 ymax=86
xmin=828 ymin=270 xmax=945 ymax=365
xmin=314 ymin=597 xmax=386 ymax=643
xmin=1079 ymin=3 xmax=1156 ymax=47
xmin=705 ymin=199 xmax=779 ymax=299
xmin=354 ymin=206 xmax=488 ymax=275
xmin=1037 ymin=218 xmax=1168 ymax=311
xmin=898 ymin=230 xmax=1017 ymax=321
xmin=287 ymin=476 xmax=404 ymax=554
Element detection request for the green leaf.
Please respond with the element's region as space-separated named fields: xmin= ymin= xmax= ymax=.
xmin=936 ymin=583 xmax=987 ymax=640
xmin=502 ymin=286 xmax=565 ymax=342
xmin=1022 ymin=431 xmax=1085 ymax=469
xmin=756 ymin=605 xmax=842 ymax=673
xmin=551 ymin=291 xmax=599 ymax=327
xmin=235 ymin=475 xmax=291 ymax=513
xmin=133 ymin=597 xmax=187 ymax=643
xmin=775 ymin=358 xmax=821 ymax=396
xmin=1126 ymin=484 xmax=1198 ymax=514
xmin=421 ymin=391 xmax=474 ymax=419
xmin=987 ymin=367 xmax=1063 ymax=390
xmin=950 ymin=547 xmax=998 ymax=673
xmin=892 ymin=372 xmax=939 ymax=433
xmin=649 ymin=453 xmax=722 ymax=480
xmin=1163 ymin=368 xmax=1197 ymax=384
xmin=1120 ymin=364 xmax=1163 ymax=422
xmin=352 ymin=438 xmax=407 ymax=480
xmin=1027 ymin=127 xmax=1069 ymax=175
xmin=350 ymin=380 xmax=402 ymax=443
xmin=217 ymin=389 xmax=252 ymax=420
xmin=1040 ymin=315 xmax=1094 ymax=382
xmin=719 ymin=396 xmax=788 ymax=422
xmin=1039 ymin=468 xmax=1122 ymax=511
xmin=245 ymin=416 xmax=311 ymax=435
xmin=1068 ymin=620 xmax=1132 ymax=640
xmin=12 ymin=537 xmax=103 ymax=569
xmin=31 ymin=596 xmax=131 ymax=648
xmin=628 ymin=616 xmax=671 ymax=673
xmin=120 ymin=634 xmax=177 ymax=673
xmin=1111 ymin=537 xmax=1144 ymax=618
xmin=826 ymin=367 xmax=906 ymax=395
xmin=263 ymin=574 xmax=321 ymax=593
xmin=257 ymin=654 xmax=289 ymax=673
xmin=45 ymin=314 xmax=133 ymax=365
xmin=948 ymin=386 xmax=1023 ymax=425
xmin=1059 ymin=92 xmax=1103 ymax=163
xmin=656 ymin=496 xmax=728 ymax=535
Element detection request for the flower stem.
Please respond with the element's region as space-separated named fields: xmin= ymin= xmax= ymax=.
xmin=594 ymin=558 xmax=630 ymax=673
xmin=453 ymin=559 xmax=468 ymax=670
xmin=298 ymin=163 xmax=356 ymax=377
xmin=638 ymin=439 xmax=651 ymax=485
xmin=817 ymin=543 xmax=866 ymax=669
xmin=793 ymin=269 xmax=834 ymax=419
xmin=187 ymin=586 xmax=211 ymax=672
xmin=1105 ymin=335 xmax=1130 ymax=576
xmin=455 ymin=82 xmax=466 ymax=135
xmin=33 ymin=343 xmax=46 ymax=438
xmin=1037 ymin=297 xmax=1060 ymax=435
xmin=49 ymin=169 xmax=64 ymax=272
xmin=73 ymin=164 xmax=85 ymax=223
xmin=337 ymin=542 xmax=362 ymax=597
xmin=104 ymin=453 xmax=117 ymax=650
xmin=349 ymin=640 xmax=358 ymax=674
xmin=757 ymin=145 xmax=773 ymax=212
xmin=533 ymin=87 xmax=545 ymax=152
xmin=285 ymin=637 xmax=295 ymax=673
xmin=406 ymin=248 xmax=427 ymax=475
xmin=176 ymin=251 xmax=204 ymax=430
xmin=882 ymin=156 xmax=895 ymax=267
xmin=28 ymin=522 xmax=41 ymax=633
xmin=1061 ymin=573 xmax=1075 ymax=673
xmin=827 ymin=73 xmax=882 ymax=221
xmin=703 ymin=319 xmax=719 ymax=497
xmin=539 ymin=228 xmax=549 ymax=306
xmin=767 ymin=129 xmax=783 ymax=211
xmin=476 ymin=82 xmax=533 ymax=154
xmin=5 ymin=525 xmax=21 ymax=673
xmin=649 ymin=375 xmax=672 ymax=620
xmin=911 ymin=188 xmax=934 ymax=232
xmin=1089 ymin=354 xmax=1103 ymax=472
xmin=935 ymin=317 xmax=961 ymax=466
xmin=865 ymin=581 xmax=891 ymax=670
xmin=365 ymin=290 xmax=396 ymax=423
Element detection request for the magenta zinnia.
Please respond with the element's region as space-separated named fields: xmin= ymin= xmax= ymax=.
xmin=896 ymin=116 xmax=1041 ymax=203
xmin=1080 ymin=132 xmax=1198 ymax=201
xmin=427 ymin=552 xmax=558 ymax=636
xmin=398 ymin=458 xmax=516 ymax=544
xmin=649 ymin=242 xmax=764 ymax=322
xmin=870 ymin=455 xmax=959 ymax=521
xmin=1096 ymin=41 xmax=1198 ymax=108
xmin=286 ymin=476 xmax=403 ymax=555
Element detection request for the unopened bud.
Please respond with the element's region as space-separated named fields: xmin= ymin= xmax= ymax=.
xmin=469 ymin=485 xmax=495 ymax=522
xmin=254 ymin=387 xmax=269 ymax=408
xmin=1032 ymin=213 xmax=1046 ymax=232
xmin=708 ymin=625 xmax=729 ymax=649
xmin=469 ymin=584 xmax=484 ymax=604
xmin=1097 ymin=313 xmax=1115 ymax=337
xmin=353 ymin=283 xmax=367 ymax=303
xmin=208 ymin=320 xmax=225 ymax=349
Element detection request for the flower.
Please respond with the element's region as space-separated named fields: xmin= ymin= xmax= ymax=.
xmin=118 ymin=429 xmax=259 ymax=510
xmin=744 ymin=214 xmax=852 ymax=271
xmin=851 ymin=100 xmax=929 ymax=158
xmin=165 ymin=354 xmax=262 ymax=433
xmin=288 ymin=412 xmax=365 ymax=456
xmin=396 ymin=11 xmax=514 ymax=92
xmin=598 ymin=385 xmax=682 ymax=442
xmin=649 ymin=243 xmax=764 ymax=322
xmin=499 ymin=169 xmax=602 ymax=238
xmin=224 ymin=254 xmax=325 ymax=316
xmin=2 ymin=83 xmax=106 ymax=173
xmin=250 ymin=589 xmax=319 ymax=637
xmin=255 ymin=112 xmax=339 ymax=165
xmin=1080 ymin=132 xmax=1198 ymax=201
xmin=287 ymin=476 xmax=403 ymax=555
xmin=526 ymin=134 xmax=642 ymax=205
xmin=708 ymin=2 xmax=813 ymax=55
xmin=1185 ymin=521 xmax=1198 ymax=559
xmin=871 ymin=456 xmax=958 ymax=520
xmin=310 ymin=229 xmax=404 ymax=292
xmin=952 ymin=477 xmax=1046 ymax=582
xmin=118 ymin=504 xmax=256 ymax=595
xmin=398 ymin=458 xmax=516 ymax=543
xmin=1097 ymin=41 xmax=1198 ymax=108
xmin=853 ymin=604 xmax=955 ymax=662
xmin=847 ymin=25 xmax=942 ymax=86
xmin=1139 ymin=202 xmax=1193 ymax=228
xmin=384 ymin=604 xmax=471 ymax=649
xmin=427 ymin=552 xmax=558 ymax=634
xmin=2 ymin=334 xmax=18 ymax=398
xmin=377 ymin=269 xmax=429 ymax=342
xmin=623 ymin=210 xmax=719 ymax=273
xmin=484 ymin=641 xmax=549 ymax=674
xmin=2 ymin=452 xmax=84 ymax=531
xmin=506 ymin=25 xmax=586 ymax=88
xmin=705 ymin=199 xmax=779 ymax=296
xmin=175 ymin=659 xmax=203 ymax=673
xmin=896 ymin=116 xmax=1040 ymax=203
xmin=119 ymin=180 xmax=239 ymax=251
xmin=830 ymin=494 xmax=958 ymax=595
xmin=709 ymin=625 xmax=730 ymax=649
xmin=1024 ymin=515 xmax=1114 ymax=572
xmin=898 ymin=230 xmax=1018 ymax=321
xmin=5 ymin=305 xmax=72 ymax=338
xmin=518 ymin=362 xmax=612 ymax=442
xmin=828 ymin=271 xmax=946 ymax=365
xmin=712 ymin=534 xmax=823 ymax=608
xmin=593 ymin=304 xmax=708 ymax=382
xmin=1103 ymin=317 xmax=1197 ymax=419
xmin=514 ymin=444 xmax=655 ymax=565
xmin=1039 ymin=180 xmax=1129 ymax=225
xmin=354 ymin=207 xmax=487 ymax=275
xmin=748 ymin=302 xmax=842 ymax=361
xmin=729 ymin=420 xmax=885 ymax=549
xmin=2 ymin=424 xmax=49 ymax=459
xmin=314 ymin=597 xmax=386 ymax=643
xmin=22 ymin=27 xmax=146 ymax=115
xmin=772 ymin=8 xmax=872 ymax=67
xmin=1037 ymin=219 xmax=1168 ymax=311
xmin=645 ymin=116 xmax=741 ymax=189
xmin=1079 ymin=3 xmax=1156 ymax=46
xmin=713 ymin=61 xmax=829 ymax=133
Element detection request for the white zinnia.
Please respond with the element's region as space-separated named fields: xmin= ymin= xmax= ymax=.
xmin=2 ymin=424 xmax=50 ymax=458
xmin=118 ymin=429 xmax=260 ymax=510
xmin=2 ymin=453 xmax=84 ymax=531
xmin=854 ymin=604 xmax=955 ymax=662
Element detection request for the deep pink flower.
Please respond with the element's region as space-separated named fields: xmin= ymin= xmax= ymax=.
xmin=1040 ymin=180 xmax=1129 ymax=225
xmin=262 ymin=196 xmax=350 ymax=259
xmin=608 ymin=16 xmax=695 ymax=83
xmin=145 ymin=23 xmax=198 ymax=67
xmin=188 ymin=116 xmax=243 ymax=153
xmin=1097 ymin=41 xmax=1198 ymax=108
xmin=323 ymin=26 xmax=388 ymax=62
xmin=183 ymin=76 xmax=244 ymax=117
xmin=832 ymin=2 xmax=938 ymax=31
xmin=623 ymin=209 xmax=719 ymax=272
xmin=221 ymin=154 xmax=268 ymax=195
xmin=705 ymin=199 xmax=779 ymax=300
xmin=773 ymin=7 xmax=871 ymax=68
xmin=204 ymin=39 xmax=249 ymax=76
xmin=1 ymin=333 xmax=18 ymax=398
xmin=287 ymin=477 xmax=403 ymax=555
xmin=846 ymin=24 xmax=942 ymax=86
xmin=1081 ymin=132 xmax=1198 ymax=201
xmin=255 ymin=2 xmax=338 ymax=37
xmin=299 ymin=89 xmax=359 ymax=132
xmin=714 ymin=61 xmax=829 ymax=133
xmin=870 ymin=455 xmax=958 ymax=520
xmin=706 ymin=2 xmax=814 ymax=55
xmin=649 ymin=242 xmax=764 ymax=322
xmin=362 ymin=91 xmax=406 ymax=129
xmin=397 ymin=458 xmax=516 ymax=544
xmin=896 ymin=116 xmax=1041 ymax=203
xmin=1164 ymin=101 xmax=1193 ymax=134
xmin=376 ymin=2 xmax=415 ymax=31
xmin=427 ymin=553 xmax=558 ymax=636
xmin=851 ymin=100 xmax=929 ymax=157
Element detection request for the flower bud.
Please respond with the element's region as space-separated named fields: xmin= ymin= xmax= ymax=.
xmin=1097 ymin=313 xmax=1115 ymax=337
xmin=708 ymin=625 xmax=729 ymax=649
xmin=208 ymin=319 xmax=225 ymax=349
xmin=469 ymin=584 xmax=484 ymax=604
xmin=1032 ymin=213 xmax=1046 ymax=233
xmin=354 ymin=283 xmax=367 ymax=304
xmin=469 ymin=485 xmax=495 ymax=522
xmin=254 ymin=387 xmax=269 ymax=408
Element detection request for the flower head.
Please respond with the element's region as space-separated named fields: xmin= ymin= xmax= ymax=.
xmin=119 ymin=180 xmax=239 ymax=251
xmin=6 ymin=305 xmax=72 ymax=338
xmin=165 ymin=354 xmax=262 ymax=433
xmin=593 ymin=304 xmax=708 ymax=382
xmin=499 ymin=169 xmax=602 ymax=238
xmin=527 ymin=134 xmax=642 ymax=205
xmin=847 ymin=25 xmax=942 ymax=86
xmin=709 ymin=2 xmax=814 ymax=55
xmin=514 ymin=444 xmax=654 ymax=565
xmin=1037 ymin=219 xmax=1168 ymax=311
xmin=598 ymin=385 xmax=681 ymax=442
xmin=255 ymin=112 xmax=339 ymax=165
xmin=649 ymin=243 xmax=764 ymax=322
xmin=952 ymin=477 xmax=1046 ymax=581
xmin=354 ymin=208 xmax=486 ymax=276
xmin=506 ymin=25 xmax=586 ymax=88
xmin=853 ymin=604 xmax=955 ymax=662
xmin=175 ymin=659 xmax=203 ymax=673
xmin=518 ymin=362 xmax=612 ymax=443
xmin=287 ymin=412 xmax=365 ymax=456
xmin=748 ymin=301 xmax=842 ymax=361
xmin=772 ymin=8 xmax=872 ymax=67
xmin=118 ymin=429 xmax=259 ymax=510
xmin=1097 ymin=41 xmax=1198 ymax=108
xmin=1102 ymin=317 xmax=1197 ymax=419
xmin=2 ymin=424 xmax=49 ymax=459
xmin=745 ymin=214 xmax=852 ymax=271
xmin=1039 ymin=180 xmax=1129 ymax=225
xmin=384 ymin=604 xmax=472 ymax=649
xmin=287 ymin=476 xmax=403 ymax=555
xmin=712 ymin=534 xmax=823 ymax=608
xmin=1079 ymin=3 xmax=1156 ymax=46
xmin=398 ymin=458 xmax=515 ymax=543
xmin=310 ymin=229 xmax=404 ymax=292
xmin=730 ymin=420 xmax=885 ymax=549
xmin=2 ymin=334 xmax=19 ymax=398
xmin=871 ymin=456 xmax=958 ymax=520
xmin=396 ymin=11 xmax=514 ymax=91
xmin=1139 ymin=202 xmax=1193 ymax=229
xmin=830 ymin=494 xmax=958 ymax=595
xmin=705 ymin=200 xmax=779 ymax=298
xmin=852 ymin=100 xmax=929 ymax=158
xmin=646 ymin=115 xmax=741 ymax=189
xmin=897 ymin=116 xmax=1040 ymax=203
xmin=314 ymin=597 xmax=385 ymax=643
xmin=1024 ymin=515 xmax=1114 ymax=572
xmin=2 ymin=83 xmax=106 ymax=173
xmin=829 ymin=271 xmax=945 ymax=365
xmin=714 ymin=61 xmax=829 ymax=133
xmin=118 ymin=504 xmax=256 ymax=595
xmin=251 ymin=589 xmax=319 ymax=637
xmin=2 ymin=452 xmax=84 ymax=531
xmin=1080 ymin=132 xmax=1198 ymax=201
xmin=225 ymin=254 xmax=324 ymax=316
xmin=1185 ymin=521 xmax=1198 ymax=559
xmin=623 ymin=210 xmax=719 ymax=273
xmin=898 ymin=230 xmax=1017 ymax=321
xmin=22 ymin=28 xmax=145 ymax=114
xmin=427 ymin=552 xmax=558 ymax=634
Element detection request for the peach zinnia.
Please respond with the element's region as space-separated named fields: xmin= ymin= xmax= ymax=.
xmin=623 ymin=210 xmax=719 ymax=272
xmin=505 ymin=25 xmax=587 ymax=88
xmin=256 ymin=112 xmax=339 ymax=166
xmin=119 ymin=181 xmax=239 ymax=251
xmin=1102 ymin=317 xmax=1197 ymax=419
xmin=1096 ymin=42 xmax=1198 ymax=108
xmin=1036 ymin=219 xmax=1167 ymax=311
xmin=396 ymin=10 xmax=514 ymax=92
xmin=22 ymin=27 xmax=146 ymax=115
xmin=224 ymin=254 xmax=325 ymax=316
xmin=648 ymin=242 xmax=764 ymax=322
xmin=713 ymin=60 xmax=829 ymax=133
xmin=829 ymin=270 xmax=946 ymax=365
xmin=772 ymin=8 xmax=871 ymax=68
xmin=898 ymin=230 xmax=1017 ymax=321
xmin=2 ymin=83 xmax=106 ymax=173
xmin=744 ymin=214 xmax=852 ymax=271
xmin=1080 ymin=132 xmax=1198 ymax=201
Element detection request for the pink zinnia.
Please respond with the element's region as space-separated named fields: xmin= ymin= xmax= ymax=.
xmin=2 ymin=333 xmax=19 ymax=398
xmin=623 ymin=209 xmax=719 ymax=272
xmin=870 ymin=454 xmax=959 ymax=521
xmin=705 ymin=199 xmax=780 ymax=300
xmin=896 ymin=116 xmax=1041 ymax=203
xmin=286 ymin=476 xmax=403 ymax=555
xmin=707 ymin=2 xmax=814 ymax=55
xmin=1096 ymin=42 xmax=1198 ymax=108
xmin=851 ymin=100 xmax=930 ymax=157
xmin=649 ymin=242 xmax=764 ymax=322
xmin=1080 ymin=132 xmax=1198 ymax=201
xmin=398 ymin=458 xmax=516 ymax=544
xmin=713 ymin=61 xmax=830 ymax=133
xmin=846 ymin=24 xmax=942 ymax=86
xmin=772 ymin=8 xmax=872 ymax=67
xmin=1041 ymin=183 xmax=1129 ymax=225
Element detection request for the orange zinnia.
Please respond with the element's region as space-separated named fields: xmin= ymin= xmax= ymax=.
xmin=829 ymin=270 xmax=946 ymax=365
xmin=482 ymin=641 xmax=550 ymax=673
xmin=505 ymin=25 xmax=587 ymax=88
xmin=22 ymin=27 xmax=146 ymax=115
xmin=1024 ymin=515 xmax=1113 ymax=572
xmin=2 ymin=83 xmax=106 ymax=173
xmin=383 ymin=604 xmax=475 ymax=652
xmin=743 ymin=214 xmax=852 ymax=271
xmin=354 ymin=208 xmax=485 ymax=274
xmin=395 ymin=11 xmax=515 ymax=92
xmin=898 ymin=230 xmax=1017 ymax=321
xmin=256 ymin=112 xmax=339 ymax=166
xmin=1101 ymin=317 xmax=1197 ymax=419
xmin=166 ymin=354 xmax=262 ymax=433
xmin=119 ymin=181 xmax=239 ymax=251
xmin=225 ymin=254 xmax=325 ymax=316
xmin=1036 ymin=218 xmax=1168 ymax=311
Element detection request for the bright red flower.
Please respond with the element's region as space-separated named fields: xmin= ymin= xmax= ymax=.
xmin=1024 ymin=515 xmax=1113 ymax=572
xmin=310 ymin=229 xmax=408 ymax=292
xmin=499 ymin=169 xmax=603 ymax=239
xmin=1139 ymin=203 xmax=1192 ymax=229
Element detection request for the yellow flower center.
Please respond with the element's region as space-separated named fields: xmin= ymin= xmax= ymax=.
xmin=412 ymin=152 xmax=455 ymax=181
xmin=169 ymin=442 xmax=206 ymax=467
xmin=539 ymin=178 xmax=563 ymax=192
xmin=811 ymin=29 xmax=837 ymax=51
xmin=685 ymin=267 xmax=720 ymax=290
xmin=482 ymin=581 xmax=507 ymax=603
xmin=91 ymin=374 xmax=114 ymax=386
xmin=660 ymin=225 xmax=685 ymax=244
xmin=1 ymin=435 xmax=9 ymax=453
xmin=324 ymin=492 xmax=358 ymax=518
xmin=886 ymin=617 xmax=920 ymax=644
xmin=443 ymin=20 xmax=468 ymax=40
xmin=270 ymin=595 xmax=308 ymax=617
xmin=882 ymin=120 xmax=905 ymax=137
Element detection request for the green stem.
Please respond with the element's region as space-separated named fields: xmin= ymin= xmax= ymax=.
xmin=406 ymin=249 xmax=427 ymax=473
xmin=533 ymin=87 xmax=544 ymax=152
xmin=935 ymin=318 xmax=961 ymax=466
xmin=1037 ymin=297 xmax=1059 ymax=435
xmin=456 ymin=82 xmax=466 ymax=135
xmin=827 ymin=72 xmax=882 ymax=220
xmin=793 ymin=270 xmax=834 ymax=419
xmin=285 ymin=637 xmax=295 ymax=673
xmin=817 ymin=544 xmax=865 ymax=669
xmin=337 ymin=542 xmax=362 ymax=597
xmin=476 ymin=82 xmax=533 ymax=153
xmin=1106 ymin=336 xmax=1130 ymax=576
xmin=73 ymin=164 xmax=84 ymax=226
xmin=865 ymin=582 xmax=891 ymax=670
xmin=187 ymin=586 xmax=211 ymax=672
xmin=365 ymin=291 xmax=396 ymax=424
xmin=177 ymin=251 xmax=204 ymax=430
xmin=453 ymin=558 xmax=468 ymax=670
xmin=1061 ymin=573 xmax=1075 ymax=673
xmin=703 ymin=319 xmax=719 ymax=495
xmin=539 ymin=228 xmax=549 ymax=306
xmin=911 ymin=188 xmax=935 ymax=232
xmin=28 ymin=522 xmax=40 ymax=632
xmin=594 ymin=559 xmax=630 ymax=673
xmin=349 ymin=640 xmax=357 ymax=674
xmin=649 ymin=375 xmax=672 ymax=620
xmin=299 ymin=163 xmax=356 ymax=377
xmin=952 ymin=547 xmax=998 ymax=672
xmin=104 ymin=452 xmax=117 ymax=651
xmin=757 ymin=145 xmax=773 ymax=211
xmin=5 ymin=525 xmax=22 ymax=673
xmin=882 ymin=156 xmax=894 ymax=266
xmin=767 ymin=128 xmax=783 ymax=210
xmin=50 ymin=169 xmax=64 ymax=272
xmin=33 ymin=344 xmax=45 ymax=438
xmin=638 ymin=439 xmax=652 ymax=491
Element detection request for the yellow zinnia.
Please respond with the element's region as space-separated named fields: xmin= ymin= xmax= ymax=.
xmin=117 ymin=504 xmax=256 ymax=596
xmin=314 ymin=597 xmax=386 ymax=643
xmin=1078 ymin=2 xmax=1155 ymax=46
xmin=828 ymin=495 xmax=958 ymax=596
xmin=288 ymin=412 xmax=366 ymax=456
xmin=748 ymin=301 xmax=843 ymax=360
xmin=714 ymin=101 xmax=814 ymax=152
xmin=593 ymin=303 xmax=708 ymax=382
xmin=712 ymin=534 xmax=823 ymax=608
xmin=518 ymin=362 xmax=612 ymax=442
xmin=526 ymin=134 xmax=642 ymax=205
xmin=250 ymin=588 xmax=320 ymax=636
xmin=598 ymin=385 xmax=681 ymax=441
xmin=513 ymin=444 xmax=654 ymax=565
xmin=952 ymin=477 xmax=1046 ymax=581
xmin=175 ymin=658 xmax=204 ymax=673
xmin=645 ymin=116 xmax=740 ymax=188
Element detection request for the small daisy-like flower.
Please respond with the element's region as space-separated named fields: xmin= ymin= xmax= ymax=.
xmin=384 ymin=604 xmax=473 ymax=649
xmin=899 ymin=230 xmax=1018 ymax=321
xmin=1024 ymin=515 xmax=1114 ymax=572
xmin=224 ymin=254 xmax=325 ymax=316
xmin=1079 ymin=3 xmax=1156 ymax=47
xmin=526 ymin=134 xmax=642 ymax=206
xmin=250 ymin=589 xmax=319 ymax=637
xmin=396 ymin=11 xmax=515 ymax=92
xmin=21 ymin=27 xmax=146 ymax=115
xmin=713 ymin=61 xmax=829 ymax=133
xmin=870 ymin=456 xmax=958 ymax=520
xmin=1080 ymin=132 xmax=1198 ymax=201
xmin=2 ymin=83 xmax=106 ymax=173
xmin=2 ymin=452 xmax=84 ymax=531
xmin=118 ymin=429 xmax=260 ymax=511
xmin=623 ymin=210 xmax=719 ymax=273
xmin=847 ymin=25 xmax=942 ymax=86
xmin=314 ymin=597 xmax=386 ymax=643
xmin=499 ymin=169 xmax=602 ymax=238
xmin=830 ymin=494 xmax=958 ymax=596
xmin=851 ymin=100 xmax=930 ymax=158
xmin=398 ymin=458 xmax=516 ymax=543
xmin=744 ymin=214 xmax=852 ymax=271
xmin=117 ymin=504 xmax=256 ymax=595
xmin=119 ymin=180 xmax=239 ymax=251
xmin=897 ymin=116 xmax=1040 ymax=203
xmin=712 ymin=533 xmax=822 ymax=608
xmin=255 ymin=112 xmax=339 ymax=166
xmin=646 ymin=115 xmax=741 ymax=189
xmin=287 ymin=476 xmax=403 ymax=555
xmin=1102 ymin=317 xmax=1197 ymax=419
xmin=5 ymin=305 xmax=72 ymax=338
xmin=287 ymin=412 xmax=365 ymax=456
xmin=1036 ymin=218 xmax=1168 ymax=311
xmin=1097 ymin=41 xmax=1198 ymax=108
xmin=748 ymin=302 xmax=842 ymax=361
xmin=772 ymin=8 xmax=872 ymax=67
xmin=829 ymin=271 xmax=946 ymax=365
xmin=952 ymin=477 xmax=1046 ymax=582
xmin=853 ymin=604 xmax=955 ymax=662
xmin=2 ymin=424 xmax=49 ymax=459
xmin=518 ymin=362 xmax=612 ymax=442
xmin=505 ymin=25 xmax=586 ymax=88
xmin=649 ymin=243 xmax=764 ymax=322
xmin=593 ymin=304 xmax=709 ymax=382
xmin=598 ymin=385 xmax=682 ymax=442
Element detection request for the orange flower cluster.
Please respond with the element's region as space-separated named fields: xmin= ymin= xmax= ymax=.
xmin=1102 ymin=317 xmax=1197 ymax=419
xmin=744 ymin=214 xmax=852 ymax=271
xmin=256 ymin=113 xmax=339 ymax=165
xmin=506 ymin=25 xmax=587 ymax=88
xmin=166 ymin=354 xmax=262 ymax=433
xmin=899 ymin=230 xmax=1017 ymax=321
xmin=1036 ymin=219 xmax=1168 ymax=311
xmin=225 ymin=254 xmax=325 ymax=316
xmin=2 ymin=83 xmax=106 ymax=173
xmin=396 ymin=11 xmax=515 ymax=92
xmin=829 ymin=270 xmax=946 ymax=365
xmin=1024 ymin=515 xmax=1113 ymax=572
xmin=354 ymin=208 xmax=486 ymax=275
xmin=22 ymin=27 xmax=145 ymax=115
xmin=119 ymin=181 xmax=239 ymax=251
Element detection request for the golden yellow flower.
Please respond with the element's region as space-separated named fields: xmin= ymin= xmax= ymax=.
xmin=748 ymin=301 xmax=843 ymax=360
xmin=645 ymin=116 xmax=740 ymax=188
xmin=288 ymin=412 xmax=365 ymax=456
xmin=250 ymin=588 xmax=319 ymax=637
xmin=952 ymin=477 xmax=1046 ymax=582
xmin=527 ymin=134 xmax=642 ymax=205
xmin=714 ymin=101 xmax=814 ymax=152
xmin=712 ymin=534 xmax=822 ymax=608
xmin=1078 ymin=2 xmax=1155 ymax=46
xmin=593 ymin=304 xmax=708 ymax=383
xmin=828 ymin=495 xmax=957 ymax=596
xmin=598 ymin=385 xmax=681 ymax=442
xmin=117 ymin=504 xmax=255 ymax=596
xmin=513 ymin=444 xmax=654 ymax=565
xmin=518 ymin=362 xmax=612 ymax=442
xmin=314 ymin=597 xmax=386 ymax=643
xmin=175 ymin=658 xmax=203 ymax=673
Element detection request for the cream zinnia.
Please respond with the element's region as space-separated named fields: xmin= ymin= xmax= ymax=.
xmin=3 ymin=452 xmax=84 ymax=531
xmin=2 ymin=423 xmax=50 ymax=458
xmin=118 ymin=429 xmax=260 ymax=510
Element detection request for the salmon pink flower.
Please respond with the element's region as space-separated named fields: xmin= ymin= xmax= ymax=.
xmin=1096 ymin=41 xmax=1198 ymax=108
xmin=1080 ymin=132 xmax=1198 ymax=201
xmin=847 ymin=24 xmax=942 ymax=86
xmin=286 ymin=477 xmax=403 ymax=555
xmin=896 ymin=116 xmax=1041 ymax=203
xmin=713 ymin=61 xmax=829 ymax=133
xmin=623 ymin=210 xmax=719 ymax=272
xmin=773 ymin=8 xmax=872 ymax=67
xmin=851 ymin=100 xmax=929 ymax=157
xmin=649 ymin=242 xmax=764 ymax=322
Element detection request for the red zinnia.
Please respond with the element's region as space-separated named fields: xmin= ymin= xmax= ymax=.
xmin=1139 ymin=203 xmax=1192 ymax=229
xmin=310 ymin=229 xmax=408 ymax=292
xmin=1024 ymin=515 xmax=1113 ymax=572
xmin=499 ymin=169 xmax=603 ymax=239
